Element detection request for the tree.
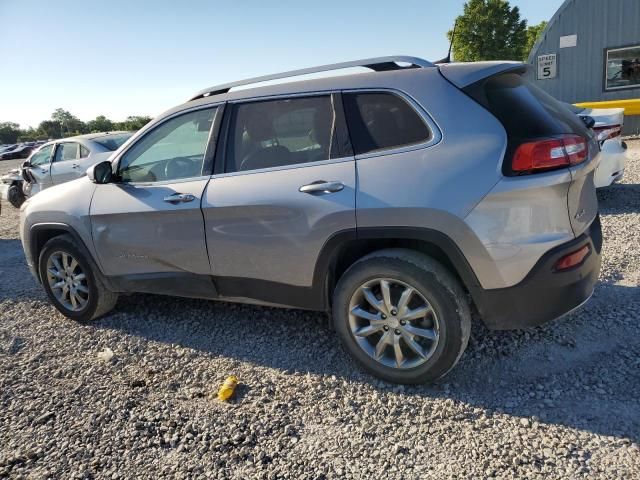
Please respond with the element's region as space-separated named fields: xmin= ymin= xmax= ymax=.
xmin=38 ymin=120 xmax=62 ymax=139
xmin=0 ymin=122 xmax=21 ymax=143
xmin=524 ymin=21 xmax=548 ymax=61
xmin=86 ymin=115 xmax=115 ymax=133
xmin=448 ymin=0 xmax=528 ymax=62
xmin=114 ymin=115 xmax=152 ymax=131
xmin=51 ymin=108 xmax=86 ymax=136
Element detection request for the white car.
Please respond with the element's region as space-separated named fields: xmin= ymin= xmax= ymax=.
xmin=570 ymin=105 xmax=627 ymax=188
xmin=21 ymin=132 xmax=132 ymax=197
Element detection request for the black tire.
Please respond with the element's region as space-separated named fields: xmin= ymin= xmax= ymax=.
xmin=7 ymin=184 xmax=25 ymax=208
xmin=332 ymin=249 xmax=471 ymax=384
xmin=38 ymin=234 xmax=118 ymax=322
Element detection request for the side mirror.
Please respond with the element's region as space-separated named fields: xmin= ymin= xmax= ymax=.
xmin=87 ymin=161 xmax=113 ymax=184
xmin=21 ymin=160 xmax=31 ymax=169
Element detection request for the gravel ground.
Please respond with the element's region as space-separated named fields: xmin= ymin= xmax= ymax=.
xmin=0 ymin=145 xmax=639 ymax=479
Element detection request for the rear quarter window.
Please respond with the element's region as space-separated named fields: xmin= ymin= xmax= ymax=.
xmin=343 ymin=92 xmax=431 ymax=155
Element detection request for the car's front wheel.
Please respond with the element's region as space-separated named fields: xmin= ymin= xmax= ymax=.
xmin=333 ymin=249 xmax=471 ymax=384
xmin=7 ymin=184 xmax=25 ymax=208
xmin=39 ymin=234 xmax=118 ymax=322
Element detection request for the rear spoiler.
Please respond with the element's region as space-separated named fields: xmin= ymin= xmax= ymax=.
xmin=438 ymin=61 xmax=531 ymax=89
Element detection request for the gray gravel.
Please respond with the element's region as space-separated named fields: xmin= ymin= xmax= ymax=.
xmin=1 ymin=144 xmax=639 ymax=479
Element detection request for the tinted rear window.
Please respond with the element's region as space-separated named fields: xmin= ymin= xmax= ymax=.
xmin=343 ymin=92 xmax=431 ymax=155
xmin=466 ymin=73 xmax=589 ymax=142
xmin=93 ymin=133 xmax=133 ymax=151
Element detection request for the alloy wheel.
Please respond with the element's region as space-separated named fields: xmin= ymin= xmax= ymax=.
xmin=46 ymin=251 xmax=89 ymax=312
xmin=348 ymin=278 xmax=440 ymax=369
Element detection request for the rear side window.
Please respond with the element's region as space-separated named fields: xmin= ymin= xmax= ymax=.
xmin=226 ymin=96 xmax=339 ymax=173
xmin=93 ymin=133 xmax=133 ymax=151
xmin=53 ymin=143 xmax=79 ymax=162
xmin=343 ymin=92 xmax=431 ymax=155
xmin=80 ymin=145 xmax=90 ymax=157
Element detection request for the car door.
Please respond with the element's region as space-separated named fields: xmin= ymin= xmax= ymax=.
xmin=90 ymin=105 xmax=221 ymax=286
xmin=26 ymin=144 xmax=54 ymax=193
xmin=202 ymin=93 xmax=356 ymax=300
xmin=50 ymin=142 xmax=82 ymax=184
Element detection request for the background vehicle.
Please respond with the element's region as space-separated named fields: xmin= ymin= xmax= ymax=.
xmin=0 ymin=166 xmax=27 ymax=207
xmin=20 ymin=57 xmax=601 ymax=384
xmin=0 ymin=143 xmax=34 ymax=160
xmin=569 ymin=104 xmax=627 ymax=188
xmin=0 ymin=144 xmax=17 ymax=154
xmin=20 ymin=131 xmax=132 ymax=197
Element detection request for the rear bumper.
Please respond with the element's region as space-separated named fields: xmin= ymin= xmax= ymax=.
xmin=475 ymin=215 xmax=602 ymax=330
xmin=594 ymin=141 xmax=627 ymax=188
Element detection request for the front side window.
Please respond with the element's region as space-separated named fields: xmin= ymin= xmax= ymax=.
xmin=605 ymin=45 xmax=640 ymax=91
xmin=343 ymin=92 xmax=431 ymax=155
xmin=30 ymin=144 xmax=54 ymax=166
xmin=118 ymin=108 xmax=216 ymax=182
xmin=53 ymin=143 xmax=79 ymax=162
xmin=226 ymin=95 xmax=338 ymax=173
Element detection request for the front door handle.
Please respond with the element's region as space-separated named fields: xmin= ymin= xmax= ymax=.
xmin=40 ymin=168 xmax=49 ymax=174
xmin=163 ymin=193 xmax=196 ymax=204
xmin=299 ymin=181 xmax=344 ymax=194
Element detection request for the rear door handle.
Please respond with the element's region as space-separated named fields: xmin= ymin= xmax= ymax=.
xmin=299 ymin=181 xmax=344 ymax=194
xmin=163 ymin=193 xmax=196 ymax=204
xmin=72 ymin=164 xmax=80 ymax=169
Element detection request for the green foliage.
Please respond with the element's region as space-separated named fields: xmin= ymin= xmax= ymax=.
xmin=448 ymin=0 xmax=528 ymax=62
xmin=0 ymin=122 xmax=21 ymax=143
xmin=1 ymin=110 xmax=152 ymax=144
xmin=38 ymin=120 xmax=62 ymax=139
xmin=114 ymin=115 xmax=153 ymax=131
xmin=86 ymin=115 xmax=115 ymax=133
xmin=524 ymin=21 xmax=548 ymax=60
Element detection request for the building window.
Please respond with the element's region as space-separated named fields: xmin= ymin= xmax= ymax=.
xmin=605 ymin=45 xmax=640 ymax=91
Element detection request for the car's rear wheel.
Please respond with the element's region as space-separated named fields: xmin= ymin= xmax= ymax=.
xmin=39 ymin=234 xmax=118 ymax=322
xmin=333 ymin=249 xmax=471 ymax=384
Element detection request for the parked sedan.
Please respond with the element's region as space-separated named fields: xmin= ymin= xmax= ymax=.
xmin=21 ymin=132 xmax=133 ymax=196
xmin=0 ymin=144 xmax=34 ymax=160
xmin=569 ymin=105 xmax=627 ymax=188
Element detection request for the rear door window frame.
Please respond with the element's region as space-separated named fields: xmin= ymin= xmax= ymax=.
xmin=213 ymin=91 xmax=353 ymax=177
xmin=52 ymin=142 xmax=80 ymax=163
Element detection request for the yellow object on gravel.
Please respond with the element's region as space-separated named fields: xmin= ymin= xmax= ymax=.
xmin=217 ymin=376 xmax=239 ymax=401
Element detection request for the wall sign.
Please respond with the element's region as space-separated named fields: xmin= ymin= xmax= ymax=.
xmin=560 ymin=35 xmax=578 ymax=48
xmin=537 ymin=54 xmax=557 ymax=80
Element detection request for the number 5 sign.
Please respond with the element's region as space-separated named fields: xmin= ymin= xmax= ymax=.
xmin=537 ymin=54 xmax=557 ymax=80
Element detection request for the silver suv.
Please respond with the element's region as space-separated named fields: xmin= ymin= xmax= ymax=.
xmin=20 ymin=57 xmax=602 ymax=384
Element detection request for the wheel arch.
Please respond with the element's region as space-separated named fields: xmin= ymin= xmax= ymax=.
xmin=29 ymin=223 xmax=95 ymax=283
xmin=313 ymin=228 xmax=484 ymax=312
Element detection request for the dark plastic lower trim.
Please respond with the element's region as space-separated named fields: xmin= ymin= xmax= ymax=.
xmin=106 ymin=272 xmax=218 ymax=300
xmin=474 ymin=215 xmax=602 ymax=330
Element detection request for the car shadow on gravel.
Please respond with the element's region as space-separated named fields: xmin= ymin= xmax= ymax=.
xmin=94 ymin=282 xmax=640 ymax=442
xmin=597 ymin=183 xmax=640 ymax=214
xmin=0 ymin=239 xmax=42 ymax=302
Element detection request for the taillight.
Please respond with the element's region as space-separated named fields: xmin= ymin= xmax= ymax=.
xmin=554 ymin=245 xmax=591 ymax=272
xmin=511 ymin=134 xmax=588 ymax=174
xmin=592 ymin=124 xmax=621 ymax=142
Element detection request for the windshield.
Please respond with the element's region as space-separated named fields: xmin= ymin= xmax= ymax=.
xmin=93 ymin=133 xmax=133 ymax=151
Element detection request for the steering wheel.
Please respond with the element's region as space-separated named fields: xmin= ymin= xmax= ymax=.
xmin=164 ymin=157 xmax=193 ymax=180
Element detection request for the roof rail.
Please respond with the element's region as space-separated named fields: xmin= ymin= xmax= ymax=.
xmin=189 ymin=55 xmax=434 ymax=101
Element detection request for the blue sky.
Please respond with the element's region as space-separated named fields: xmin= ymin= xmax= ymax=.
xmin=0 ymin=0 xmax=563 ymax=128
